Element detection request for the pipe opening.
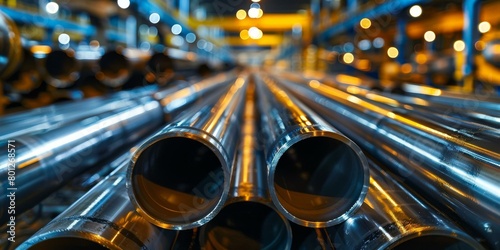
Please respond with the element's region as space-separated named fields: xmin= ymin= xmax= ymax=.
xmin=132 ymin=137 xmax=225 ymax=225
xmin=273 ymin=136 xmax=365 ymax=223
xmin=391 ymin=235 xmax=477 ymax=250
xmin=27 ymin=237 xmax=108 ymax=250
xmin=200 ymin=202 xmax=291 ymax=250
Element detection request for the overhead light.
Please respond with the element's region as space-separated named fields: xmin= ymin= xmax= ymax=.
xmin=387 ymin=47 xmax=399 ymax=58
xmin=248 ymin=27 xmax=263 ymax=39
xmin=248 ymin=8 xmax=259 ymax=18
xmin=250 ymin=3 xmax=260 ymax=9
xmin=149 ymin=13 xmax=160 ymax=24
xmin=373 ymin=37 xmax=384 ymax=48
xmin=424 ymin=31 xmax=435 ymax=42
xmin=171 ymin=24 xmax=182 ymax=35
xmin=343 ymin=53 xmax=354 ymax=64
xmin=186 ymin=33 xmax=196 ymax=43
xmin=45 ymin=2 xmax=59 ymax=14
xmin=453 ymin=40 xmax=465 ymax=52
xmin=240 ymin=29 xmax=249 ymax=40
xmin=478 ymin=21 xmax=491 ymax=33
xmin=252 ymin=0 xmax=260 ymax=2
xmin=58 ymin=33 xmax=70 ymax=45
xmin=409 ymin=5 xmax=422 ymax=18
xmin=236 ymin=9 xmax=246 ymax=20
xmin=117 ymin=0 xmax=130 ymax=9
xmin=360 ymin=18 xmax=371 ymax=29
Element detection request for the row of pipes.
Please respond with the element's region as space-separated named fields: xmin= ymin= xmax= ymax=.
xmin=0 ymin=69 xmax=498 ymax=249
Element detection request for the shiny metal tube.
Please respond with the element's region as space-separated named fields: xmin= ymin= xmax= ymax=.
xmin=403 ymin=83 xmax=500 ymax=111
xmin=0 ymin=95 xmax=164 ymax=224
xmin=0 ymin=10 xmax=22 ymax=79
xmin=278 ymin=76 xmax=500 ymax=249
xmin=198 ymin=82 xmax=292 ymax=250
xmin=297 ymin=159 xmax=484 ymax=250
xmin=127 ymin=74 xmax=249 ymax=230
xmin=254 ymin=73 xmax=369 ymax=228
xmin=17 ymin=162 xmax=179 ymax=250
xmin=0 ymin=85 xmax=159 ymax=141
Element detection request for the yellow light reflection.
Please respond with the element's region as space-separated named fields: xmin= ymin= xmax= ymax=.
xmin=415 ymin=53 xmax=427 ymax=64
xmin=335 ymin=74 xmax=362 ymax=86
xmin=360 ymin=18 xmax=371 ymax=29
xmin=401 ymin=63 xmax=413 ymax=74
xmin=387 ymin=47 xmax=399 ymax=58
xmin=478 ymin=21 xmax=491 ymax=33
xmin=453 ymin=40 xmax=465 ymax=52
xmin=236 ymin=9 xmax=247 ymax=20
xmin=30 ymin=45 xmax=52 ymax=55
xmin=240 ymin=29 xmax=249 ymax=40
xmin=343 ymin=53 xmax=354 ymax=64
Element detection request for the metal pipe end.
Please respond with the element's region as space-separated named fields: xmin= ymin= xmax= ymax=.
xmin=199 ymin=201 xmax=292 ymax=250
xmin=268 ymin=128 xmax=369 ymax=228
xmin=127 ymin=128 xmax=231 ymax=230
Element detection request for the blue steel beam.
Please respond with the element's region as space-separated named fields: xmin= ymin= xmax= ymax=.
xmin=132 ymin=0 xmax=194 ymax=36
xmin=318 ymin=0 xmax=430 ymax=42
xmin=462 ymin=0 xmax=481 ymax=79
xmin=0 ymin=7 xmax=96 ymax=37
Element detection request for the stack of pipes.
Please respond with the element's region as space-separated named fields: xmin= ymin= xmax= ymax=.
xmin=1 ymin=69 xmax=497 ymax=249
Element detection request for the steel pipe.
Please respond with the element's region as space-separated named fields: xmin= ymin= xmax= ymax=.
xmin=0 ymin=71 xmax=235 ymax=140
xmin=127 ymin=74 xmax=249 ymax=230
xmin=0 ymin=73 xmax=235 ymax=224
xmin=297 ymin=158 xmax=484 ymax=250
xmin=403 ymin=83 xmax=500 ymax=111
xmin=17 ymin=161 xmax=180 ymax=250
xmin=0 ymin=10 xmax=22 ymax=79
xmin=254 ymin=72 xmax=369 ymax=228
xmin=198 ymin=82 xmax=292 ymax=250
xmin=278 ymin=75 xmax=500 ymax=248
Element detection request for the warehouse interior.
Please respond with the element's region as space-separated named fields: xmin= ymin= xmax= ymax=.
xmin=0 ymin=0 xmax=499 ymax=249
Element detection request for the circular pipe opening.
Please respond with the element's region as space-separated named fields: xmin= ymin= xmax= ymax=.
xmin=27 ymin=237 xmax=108 ymax=250
xmin=199 ymin=201 xmax=292 ymax=250
xmin=270 ymin=135 xmax=368 ymax=227
xmin=391 ymin=235 xmax=478 ymax=250
xmin=130 ymin=136 xmax=227 ymax=229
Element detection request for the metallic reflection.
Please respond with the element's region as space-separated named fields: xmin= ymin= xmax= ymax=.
xmin=279 ymin=74 xmax=500 ymax=248
xmin=255 ymin=72 xmax=369 ymax=228
xmin=128 ymin=74 xmax=249 ymax=230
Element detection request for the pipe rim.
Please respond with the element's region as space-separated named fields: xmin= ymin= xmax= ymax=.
xmin=127 ymin=127 xmax=231 ymax=230
xmin=19 ymin=230 xmax=121 ymax=250
xmin=198 ymin=200 xmax=293 ymax=250
xmin=267 ymin=126 xmax=369 ymax=228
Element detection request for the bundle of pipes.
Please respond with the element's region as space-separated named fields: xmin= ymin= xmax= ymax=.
xmin=198 ymin=81 xmax=292 ymax=249
xmin=17 ymin=154 xmax=189 ymax=249
xmin=275 ymin=72 xmax=500 ymax=249
xmin=127 ymin=73 xmax=249 ymax=230
xmin=0 ymin=72 xmax=237 ymax=224
xmin=298 ymin=72 xmax=500 ymax=129
xmin=254 ymin=72 xmax=369 ymax=227
xmin=296 ymin=158 xmax=484 ymax=249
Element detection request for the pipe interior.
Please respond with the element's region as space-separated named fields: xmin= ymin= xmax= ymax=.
xmin=274 ymin=136 xmax=365 ymax=222
xmin=200 ymin=201 xmax=290 ymax=250
xmin=28 ymin=237 xmax=108 ymax=250
xmin=132 ymin=137 xmax=224 ymax=224
xmin=391 ymin=235 xmax=476 ymax=250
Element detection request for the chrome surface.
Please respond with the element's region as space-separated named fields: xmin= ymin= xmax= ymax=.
xmin=127 ymin=74 xmax=249 ymax=230
xmin=279 ymin=75 xmax=500 ymax=248
xmin=0 ymin=95 xmax=164 ymax=224
xmin=403 ymin=83 xmax=500 ymax=111
xmin=301 ymin=158 xmax=483 ymax=249
xmin=17 ymin=162 xmax=178 ymax=250
xmin=0 ymin=85 xmax=159 ymax=140
xmin=0 ymin=10 xmax=22 ymax=79
xmin=199 ymin=82 xmax=292 ymax=250
xmin=254 ymin=72 xmax=369 ymax=228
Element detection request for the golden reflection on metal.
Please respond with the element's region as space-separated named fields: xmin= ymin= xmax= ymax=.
xmin=264 ymin=77 xmax=314 ymax=128
xmin=310 ymin=81 xmax=500 ymax=159
xmin=404 ymin=84 xmax=442 ymax=96
xmin=203 ymin=77 xmax=246 ymax=133
xmin=365 ymin=93 xmax=399 ymax=107
xmin=240 ymin=84 xmax=256 ymax=194
xmin=335 ymin=74 xmax=362 ymax=86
